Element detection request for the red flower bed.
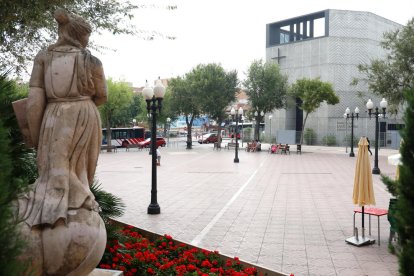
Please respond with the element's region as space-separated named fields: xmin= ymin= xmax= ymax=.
xmin=99 ymin=225 xmax=261 ymax=276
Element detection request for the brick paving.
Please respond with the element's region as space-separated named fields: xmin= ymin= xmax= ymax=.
xmin=96 ymin=141 xmax=399 ymax=276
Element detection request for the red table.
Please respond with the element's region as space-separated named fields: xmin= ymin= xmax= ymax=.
xmin=354 ymin=207 xmax=388 ymax=245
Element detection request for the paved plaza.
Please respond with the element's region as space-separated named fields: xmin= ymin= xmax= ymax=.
xmin=96 ymin=140 xmax=400 ymax=276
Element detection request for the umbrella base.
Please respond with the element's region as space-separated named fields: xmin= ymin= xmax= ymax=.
xmin=345 ymin=236 xmax=375 ymax=246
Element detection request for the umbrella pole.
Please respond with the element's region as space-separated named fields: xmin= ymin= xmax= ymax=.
xmin=346 ymin=205 xmax=375 ymax=246
xmin=362 ymin=206 xmax=365 ymax=237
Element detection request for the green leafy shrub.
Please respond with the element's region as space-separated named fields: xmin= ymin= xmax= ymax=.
xmin=0 ymin=72 xmax=34 ymax=275
xmin=90 ymin=180 xmax=125 ymax=240
xmin=322 ymin=134 xmax=336 ymax=146
xmin=303 ymin=128 xmax=316 ymax=145
xmin=388 ymin=88 xmax=414 ymax=275
xmin=344 ymin=134 xmax=358 ymax=147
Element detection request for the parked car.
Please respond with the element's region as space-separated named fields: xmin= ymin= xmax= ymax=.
xmin=198 ymin=133 xmax=218 ymax=144
xmin=138 ymin=137 xmax=166 ymax=148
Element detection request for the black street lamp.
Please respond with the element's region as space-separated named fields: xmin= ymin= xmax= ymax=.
xmin=345 ymin=106 xmax=359 ymax=157
xmin=366 ymin=98 xmax=387 ymax=175
xmin=343 ymin=113 xmax=348 ymax=153
xmin=143 ymin=78 xmax=166 ymax=214
xmin=231 ymin=106 xmax=243 ymax=163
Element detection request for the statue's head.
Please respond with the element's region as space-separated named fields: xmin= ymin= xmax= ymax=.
xmin=51 ymin=9 xmax=92 ymax=49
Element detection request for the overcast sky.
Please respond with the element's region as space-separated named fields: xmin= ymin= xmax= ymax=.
xmin=95 ymin=0 xmax=414 ymax=87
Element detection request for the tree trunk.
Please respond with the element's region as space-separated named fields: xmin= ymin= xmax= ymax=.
xmin=217 ymin=118 xmax=223 ymax=145
xmin=185 ymin=115 xmax=194 ymax=149
xmin=106 ymin=116 xmax=113 ymax=152
xmin=300 ymin=112 xmax=309 ymax=145
xmin=255 ymin=115 xmax=261 ymax=141
xmin=163 ymin=123 xmax=167 ymax=137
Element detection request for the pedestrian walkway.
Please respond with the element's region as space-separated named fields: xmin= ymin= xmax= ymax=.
xmin=96 ymin=143 xmax=399 ymax=276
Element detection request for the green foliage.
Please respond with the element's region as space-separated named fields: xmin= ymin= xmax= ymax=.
xmin=90 ymin=180 xmax=125 ymax=224
xmin=0 ymin=74 xmax=37 ymax=191
xmin=168 ymin=74 xmax=202 ymax=149
xmin=381 ymin=175 xmax=398 ymax=198
xmin=0 ymin=1 xmax=141 ymax=73
xmin=90 ymin=179 xmax=125 ymax=240
xmin=243 ymin=59 xmax=288 ymax=140
xmin=392 ymin=88 xmax=414 ymax=275
xmin=190 ymin=63 xmax=238 ymax=142
xmin=0 ymin=73 xmax=35 ymax=275
xmin=289 ymin=78 xmax=339 ymax=144
xmin=344 ymin=134 xmax=358 ymax=147
xmin=357 ymin=18 xmax=414 ymax=113
xmin=303 ymin=128 xmax=316 ymax=145
xmin=99 ymin=79 xmax=134 ymax=148
xmin=0 ymin=120 xmax=25 ymax=275
xmin=322 ymin=134 xmax=336 ymax=146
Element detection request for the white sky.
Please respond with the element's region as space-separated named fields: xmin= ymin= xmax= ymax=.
xmin=95 ymin=0 xmax=414 ymax=87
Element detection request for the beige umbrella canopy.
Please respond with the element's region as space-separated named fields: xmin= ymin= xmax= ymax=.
xmin=346 ymin=137 xmax=376 ymax=246
xmin=353 ymin=137 xmax=376 ymax=206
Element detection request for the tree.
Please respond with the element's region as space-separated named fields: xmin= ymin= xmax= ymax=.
xmin=191 ymin=64 xmax=238 ymax=144
xmin=0 ymin=73 xmax=38 ymax=275
xmin=383 ymin=88 xmax=414 ymax=275
xmin=169 ymin=75 xmax=202 ymax=149
xmin=289 ymin=78 xmax=339 ymax=145
xmin=357 ymin=18 xmax=414 ymax=114
xmin=243 ymin=60 xmax=288 ymax=140
xmin=99 ymin=79 xmax=133 ymax=151
xmin=0 ymin=1 xmax=177 ymax=73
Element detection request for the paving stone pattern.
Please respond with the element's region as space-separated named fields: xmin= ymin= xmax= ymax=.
xmin=96 ymin=143 xmax=399 ymax=276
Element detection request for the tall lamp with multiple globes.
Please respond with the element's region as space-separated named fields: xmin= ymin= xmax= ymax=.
xmin=142 ymin=78 xmax=166 ymax=214
xmin=366 ymin=98 xmax=387 ymax=174
xmin=231 ymin=106 xmax=243 ymax=163
xmin=345 ymin=107 xmax=359 ymax=157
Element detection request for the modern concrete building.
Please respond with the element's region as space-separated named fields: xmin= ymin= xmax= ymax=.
xmin=265 ymin=9 xmax=404 ymax=148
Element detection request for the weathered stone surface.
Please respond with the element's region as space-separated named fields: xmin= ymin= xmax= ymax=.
xmin=16 ymin=8 xmax=107 ymax=275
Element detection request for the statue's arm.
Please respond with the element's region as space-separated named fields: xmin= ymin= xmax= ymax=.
xmin=91 ymin=57 xmax=107 ymax=106
xmin=27 ymin=52 xmax=47 ymax=148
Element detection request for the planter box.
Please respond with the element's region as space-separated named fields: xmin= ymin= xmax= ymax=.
xmin=109 ymin=219 xmax=288 ymax=276
xmin=88 ymin=268 xmax=123 ymax=275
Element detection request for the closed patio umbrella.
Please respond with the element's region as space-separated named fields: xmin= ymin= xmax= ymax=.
xmin=346 ymin=137 xmax=376 ymax=246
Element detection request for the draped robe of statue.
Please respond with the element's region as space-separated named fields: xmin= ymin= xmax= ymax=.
xmin=17 ymin=44 xmax=108 ymax=275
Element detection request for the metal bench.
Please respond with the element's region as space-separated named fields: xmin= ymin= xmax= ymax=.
xmin=100 ymin=145 xmax=117 ymax=152
xmin=125 ymin=143 xmax=142 ymax=151
xmin=225 ymin=142 xmax=238 ymax=150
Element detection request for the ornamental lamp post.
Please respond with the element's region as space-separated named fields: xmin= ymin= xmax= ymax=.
xmin=231 ymin=106 xmax=243 ymax=163
xmin=143 ymin=78 xmax=165 ymax=214
xmin=366 ymin=98 xmax=387 ymax=174
xmin=241 ymin=115 xmax=245 ymax=147
xmin=345 ymin=106 xmax=359 ymax=157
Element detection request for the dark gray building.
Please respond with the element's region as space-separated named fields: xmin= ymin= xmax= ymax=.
xmin=265 ymin=9 xmax=403 ymax=148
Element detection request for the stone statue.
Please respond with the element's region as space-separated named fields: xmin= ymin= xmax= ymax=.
xmin=16 ymin=8 xmax=107 ymax=275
